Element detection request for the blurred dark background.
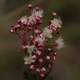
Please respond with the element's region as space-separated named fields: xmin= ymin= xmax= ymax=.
xmin=0 ymin=0 xmax=80 ymax=80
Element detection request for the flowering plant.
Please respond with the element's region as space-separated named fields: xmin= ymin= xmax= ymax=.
xmin=10 ymin=4 xmax=64 ymax=80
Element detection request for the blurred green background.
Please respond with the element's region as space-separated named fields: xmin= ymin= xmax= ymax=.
xmin=0 ymin=0 xmax=80 ymax=80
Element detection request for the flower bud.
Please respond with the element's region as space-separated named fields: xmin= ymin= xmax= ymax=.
xmin=28 ymin=4 xmax=33 ymax=9
xmin=48 ymin=64 xmax=52 ymax=69
xmin=10 ymin=29 xmax=14 ymax=33
xmin=52 ymin=12 xmax=57 ymax=16
xmin=40 ymin=74 xmax=44 ymax=77
xmin=36 ymin=68 xmax=40 ymax=72
xmin=46 ymin=56 xmax=50 ymax=60
xmin=35 ymin=7 xmax=40 ymax=11
xmin=41 ymin=67 xmax=46 ymax=72
xmin=56 ymin=29 xmax=61 ymax=34
xmin=32 ymin=55 xmax=36 ymax=59
xmin=30 ymin=65 xmax=34 ymax=70
xmin=39 ymin=58 xmax=43 ymax=63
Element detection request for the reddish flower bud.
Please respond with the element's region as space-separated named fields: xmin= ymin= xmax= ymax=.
xmin=41 ymin=67 xmax=46 ymax=72
xmin=28 ymin=27 xmax=32 ymax=31
xmin=47 ymin=48 xmax=52 ymax=51
xmin=39 ymin=58 xmax=43 ymax=63
xmin=53 ymin=51 xmax=57 ymax=56
xmin=35 ymin=7 xmax=40 ymax=11
xmin=29 ymin=35 xmax=34 ymax=40
xmin=38 ymin=44 xmax=44 ymax=50
xmin=36 ymin=50 xmax=42 ymax=55
xmin=56 ymin=29 xmax=61 ymax=34
xmin=54 ymin=42 xmax=58 ymax=46
xmin=30 ymin=65 xmax=34 ymax=70
xmin=17 ymin=19 xmax=21 ymax=24
xmin=46 ymin=56 xmax=50 ymax=60
xmin=48 ymin=64 xmax=52 ymax=69
xmin=10 ymin=29 xmax=14 ymax=33
xmin=53 ymin=56 xmax=56 ymax=61
xmin=32 ymin=55 xmax=36 ymax=59
xmin=52 ymin=26 xmax=57 ymax=31
xmin=40 ymin=74 xmax=44 ymax=77
xmin=36 ymin=68 xmax=40 ymax=72
xmin=38 ymin=20 xmax=43 ymax=24
xmin=22 ymin=45 xmax=26 ymax=49
xmin=28 ymin=4 xmax=33 ymax=9
xmin=52 ymin=12 xmax=57 ymax=16
xmin=34 ymin=29 xmax=40 ymax=34
xmin=32 ymin=40 xmax=36 ymax=45
xmin=35 ymin=16 xmax=41 ymax=21
xmin=20 ymin=30 xmax=26 ymax=35
xmin=27 ymin=22 xmax=31 ymax=27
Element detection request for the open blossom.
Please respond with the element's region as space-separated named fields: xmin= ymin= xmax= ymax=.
xmin=55 ymin=37 xmax=64 ymax=49
xmin=51 ymin=18 xmax=62 ymax=28
xmin=43 ymin=27 xmax=53 ymax=38
xmin=24 ymin=54 xmax=35 ymax=65
xmin=20 ymin=15 xmax=28 ymax=24
xmin=35 ymin=34 xmax=45 ymax=44
xmin=29 ymin=15 xmax=37 ymax=25
xmin=26 ymin=45 xmax=35 ymax=54
xmin=32 ymin=9 xmax=43 ymax=18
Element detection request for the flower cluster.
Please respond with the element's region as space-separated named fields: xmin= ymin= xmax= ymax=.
xmin=10 ymin=4 xmax=64 ymax=79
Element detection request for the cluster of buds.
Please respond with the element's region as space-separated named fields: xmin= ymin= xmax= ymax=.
xmin=10 ymin=4 xmax=64 ymax=79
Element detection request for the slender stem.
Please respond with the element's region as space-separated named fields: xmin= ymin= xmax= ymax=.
xmin=15 ymin=32 xmax=23 ymax=40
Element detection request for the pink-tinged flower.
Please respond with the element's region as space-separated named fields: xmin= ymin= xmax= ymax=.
xmin=47 ymin=48 xmax=52 ymax=51
xmin=10 ymin=29 xmax=14 ymax=33
xmin=39 ymin=58 xmax=43 ymax=63
xmin=40 ymin=74 xmax=44 ymax=77
xmin=32 ymin=9 xmax=43 ymax=18
xmin=53 ymin=56 xmax=56 ymax=61
xmin=48 ymin=64 xmax=52 ymax=69
xmin=36 ymin=68 xmax=40 ymax=72
xmin=55 ymin=37 xmax=64 ymax=49
xmin=35 ymin=7 xmax=40 ymax=11
xmin=52 ymin=12 xmax=57 ymax=16
xmin=24 ymin=54 xmax=35 ymax=65
xmin=41 ymin=67 xmax=46 ymax=72
xmin=26 ymin=45 xmax=35 ymax=54
xmin=36 ymin=50 xmax=42 ymax=55
xmin=20 ymin=15 xmax=28 ymax=24
xmin=32 ymin=55 xmax=36 ymax=59
xmin=34 ymin=29 xmax=41 ymax=34
xmin=30 ymin=65 xmax=34 ymax=70
xmin=51 ymin=18 xmax=62 ymax=28
xmin=28 ymin=4 xmax=33 ymax=9
xmin=20 ymin=29 xmax=26 ymax=35
xmin=22 ymin=45 xmax=26 ymax=49
xmin=43 ymin=27 xmax=53 ymax=38
xmin=28 ymin=16 xmax=37 ymax=25
xmin=53 ymin=51 xmax=57 ymax=56
xmin=46 ymin=56 xmax=50 ymax=60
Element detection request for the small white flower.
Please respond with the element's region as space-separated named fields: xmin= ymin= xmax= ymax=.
xmin=26 ymin=45 xmax=35 ymax=54
xmin=32 ymin=9 xmax=43 ymax=17
xmin=51 ymin=18 xmax=62 ymax=28
xmin=55 ymin=37 xmax=64 ymax=49
xmin=20 ymin=15 xmax=28 ymax=24
xmin=35 ymin=35 xmax=45 ymax=44
xmin=29 ymin=15 xmax=37 ymax=24
xmin=24 ymin=54 xmax=35 ymax=65
xmin=43 ymin=27 xmax=53 ymax=38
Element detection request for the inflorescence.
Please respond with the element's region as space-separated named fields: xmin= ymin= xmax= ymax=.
xmin=10 ymin=4 xmax=64 ymax=78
